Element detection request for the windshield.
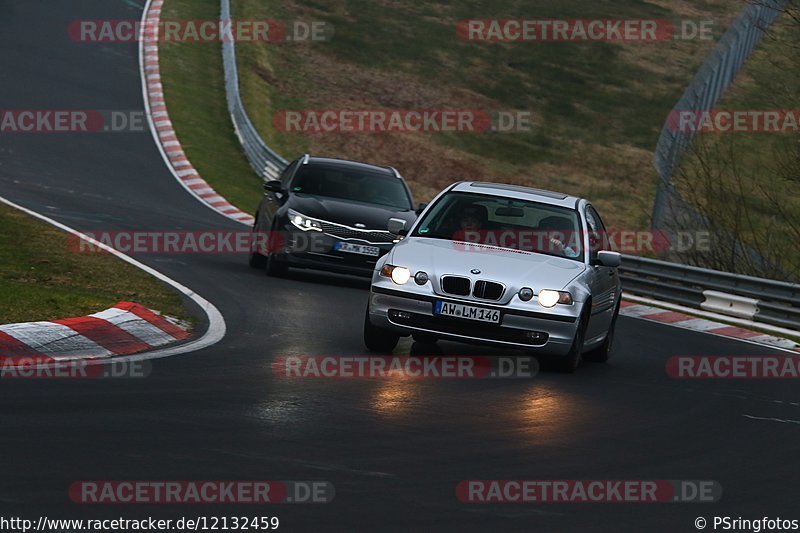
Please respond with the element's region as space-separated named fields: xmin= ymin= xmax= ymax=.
xmin=290 ymin=164 xmax=412 ymax=210
xmin=412 ymin=191 xmax=584 ymax=261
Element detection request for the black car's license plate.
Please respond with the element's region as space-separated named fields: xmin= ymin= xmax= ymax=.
xmin=334 ymin=241 xmax=380 ymax=256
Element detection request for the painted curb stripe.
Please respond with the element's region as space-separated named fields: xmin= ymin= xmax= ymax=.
xmin=0 ymin=322 xmax=111 ymax=359
xmin=90 ymin=308 xmax=176 ymax=347
xmin=0 ymin=331 xmax=46 ymax=359
xmin=620 ymin=301 xmax=799 ymax=352
xmin=53 ymin=316 xmax=151 ymax=355
xmin=115 ymin=302 xmax=189 ymax=340
xmin=0 ymin=301 xmax=193 ymax=364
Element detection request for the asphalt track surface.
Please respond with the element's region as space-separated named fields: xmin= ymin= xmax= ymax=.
xmin=1 ymin=2 xmax=798 ymax=532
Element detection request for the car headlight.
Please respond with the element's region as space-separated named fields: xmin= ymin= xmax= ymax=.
xmin=381 ymin=264 xmax=411 ymax=285
xmin=537 ymin=289 xmax=573 ymax=307
xmin=288 ymin=209 xmax=322 ymax=232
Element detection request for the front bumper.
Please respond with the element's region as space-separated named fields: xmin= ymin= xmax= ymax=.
xmin=368 ymin=284 xmax=581 ymax=355
xmin=278 ymin=228 xmax=395 ymax=277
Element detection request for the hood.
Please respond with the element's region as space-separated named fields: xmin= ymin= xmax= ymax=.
xmin=288 ymin=194 xmax=416 ymax=229
xmin=389 ymin=237 xmax=586 ymax=300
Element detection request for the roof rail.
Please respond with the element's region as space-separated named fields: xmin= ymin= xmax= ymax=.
xmin=301 ymin=153 xmax=310 ymax=165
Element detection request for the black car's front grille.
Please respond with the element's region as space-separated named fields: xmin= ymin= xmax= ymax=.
xmin=473 ymin=280 xmax=504 ymax=301
xmin=319 ymin=221 xmax=395 ymax=243
xmin=441 ymin=276 xmax=471 ymax=296
xmin=389 ymin=310 xmax=549 ymax=346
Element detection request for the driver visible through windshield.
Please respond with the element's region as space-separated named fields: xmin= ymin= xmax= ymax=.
xmin=413 ymin=192 xmax=584 ymax=260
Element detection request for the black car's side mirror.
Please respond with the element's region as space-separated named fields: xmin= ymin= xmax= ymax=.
xmin=415 ymin=203 xmax=428 ymax=215
xmin=263 ymin=180 xmax=284 ymax=194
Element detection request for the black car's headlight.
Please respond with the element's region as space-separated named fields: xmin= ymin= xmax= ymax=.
xmin=381 ymin=264 xmax=411 ymax=285
xmin=288 ymin=209 xmax=323 ymax=232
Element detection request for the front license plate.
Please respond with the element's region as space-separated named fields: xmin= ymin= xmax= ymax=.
xmin=334 ymin=241 xmax=380 ymax=256
xmin=434 ymin=301 xmax=500 ymax=323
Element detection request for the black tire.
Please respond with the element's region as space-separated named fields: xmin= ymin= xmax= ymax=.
xmin=584 ymin=299 xmax=620 ymax=363
xmin=555 ymin=314 xmax=587 ymax=373
xmin=249 ymin=249 xmax=267 ymax=269
xmin=248 ymin=216 xmax=268 ymax=269
xmin=364 ymin=308 xmax=399 ymax=353
xmin=411 ymin=332 xmax=438 ymax=345
xmin=266 ymin=252 xmax=289 ymax=277
xmin=265 ymin=218 xmax=289 ymax=277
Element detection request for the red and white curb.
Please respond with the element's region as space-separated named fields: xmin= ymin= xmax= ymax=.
xmin=0 ymin=302 xmax=190 ymax=364
xmin=140 ymin=0 xmax=254 ymax=227
xmin=620 ymin=300 xmax=800 ymax=352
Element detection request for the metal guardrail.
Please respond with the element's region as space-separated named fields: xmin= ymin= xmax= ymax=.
xmin=621 ymin=255 xmax=800 ymax=330
xmin=219 ymin=0 xmax=800 ymax=333
xmin=220 ymin=0 xmax=288 ymax=181
xmin=651 ymin=0 xmax=788 ymax=231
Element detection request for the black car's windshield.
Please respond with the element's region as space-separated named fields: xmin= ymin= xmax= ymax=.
xmin=413 ymin=191 xmax=584 ymax=261
xmin=290 ymin=164 xmax=412 ymax=210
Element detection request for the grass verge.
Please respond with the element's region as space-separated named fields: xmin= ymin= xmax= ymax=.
xmin=0 ymin=202 xmax=187 ymax=325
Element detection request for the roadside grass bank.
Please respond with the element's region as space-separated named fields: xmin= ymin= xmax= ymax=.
xmin=0 ymin=202 xmax=187 ymax=325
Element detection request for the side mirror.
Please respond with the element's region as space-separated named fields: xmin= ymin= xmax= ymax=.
xmin=415 ymin=202 xmax=428 ymax=215
xmin=387 ymin=218 xmax=408 ymax=236
xmin=594 ymin=250 xmax=621 ymax=268
xmin=263 ymin=180 xmax=284 ymax=194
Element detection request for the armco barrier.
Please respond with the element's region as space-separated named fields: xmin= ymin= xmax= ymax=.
xmin=220 ymin=0 xmax=288 ymax=181
xmin=219 ymin=0 xmax=800 ymax=334
xmin=620 ymin=255 xmax=800 ymax=330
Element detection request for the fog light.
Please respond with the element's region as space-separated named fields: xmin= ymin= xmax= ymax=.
xmin=414 ymin=271 xmax=429 ymax=285
xmin=518 ymin=287 xmax=534 ymax=301
xmin=389 ymin=310 xmax=411 ymax=320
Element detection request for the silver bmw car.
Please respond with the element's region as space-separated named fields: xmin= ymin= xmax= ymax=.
xmin=363 ymin=181 xmax=623 ymax=372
